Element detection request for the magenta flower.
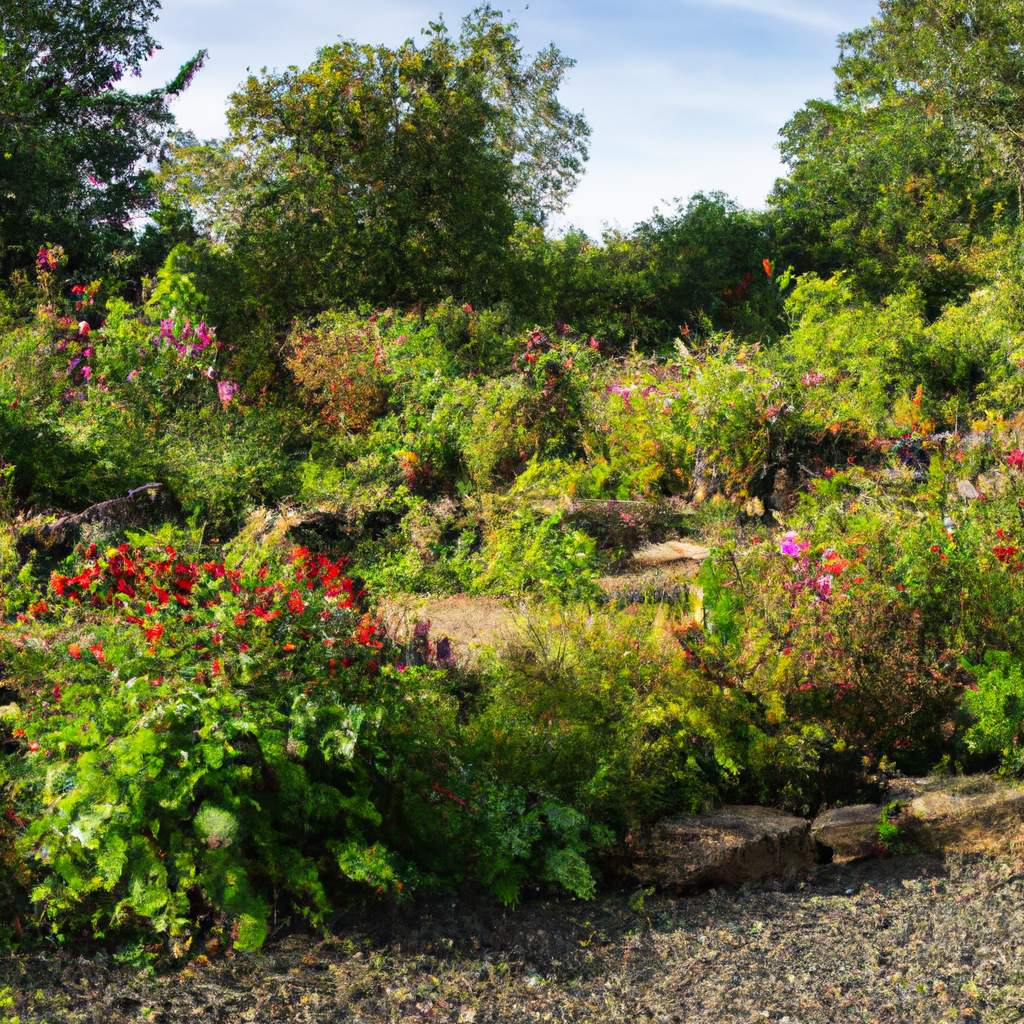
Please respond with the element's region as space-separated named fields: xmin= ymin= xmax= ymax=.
xmin=779 ymin=531 xmax=809 ymax=558
xmin=1008 ymin=449 xmax=1024 ymax=471
xmin=217 ymin=380 xmax=238 ymax=404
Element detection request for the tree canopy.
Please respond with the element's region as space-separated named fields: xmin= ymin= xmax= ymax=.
xmin=162 ymin=6 xmax=590 ymax=322
xmin=0 ymin=0 xmax=204 ymax=278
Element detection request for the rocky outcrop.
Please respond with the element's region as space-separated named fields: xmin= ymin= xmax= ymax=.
xmin=811 ymin=804 xmax=884 ymax=863
xmin=892 ymin=774 xmax=1024 ymax=856
xmin=810 ymin=775 xmax=1024 ymax=864
xmin=625 ymin=805 xmax=815 ymax=891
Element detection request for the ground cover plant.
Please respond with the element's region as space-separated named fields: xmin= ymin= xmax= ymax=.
xmin=3 ymin=0 xmax=1024 ymax=971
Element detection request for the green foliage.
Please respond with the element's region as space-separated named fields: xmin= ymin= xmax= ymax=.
xmin=0 ymin=0 xmax=205 ymax=280
xmin=963 ymin=652 xmax=1024 ymax=775
xmin=161 ymin=6 xmax=588 ymax=323
xmin=0 ymin=538 xmax=605 ymax=952
xmin=468 ymin=604 xmax=755 ymax=829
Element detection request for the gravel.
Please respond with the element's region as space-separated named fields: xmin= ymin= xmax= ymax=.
xmin=3 ymin=854 xmax=1024 ymax=1023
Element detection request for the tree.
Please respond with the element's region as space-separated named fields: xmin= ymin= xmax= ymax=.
xmin=161 ymin=6 xmax=589 ymax=322
xmin=505 ymin=193 xmax=780 ymax=350
xmin=837 ymin=0 xmax=1024 ymax=213
xmin=771 ymin=0 xmax=1018 ymax=308
xmin=0 ymin=0 xmax=204 ymax=278
xmin=771 ymin=94 xmax=1011 ymax=308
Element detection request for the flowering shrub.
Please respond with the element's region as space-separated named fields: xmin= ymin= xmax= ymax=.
xmin=287 ymin=312 xmax=390 ymax=432
xmin=0 ymin=538 xmax=603 ymax=952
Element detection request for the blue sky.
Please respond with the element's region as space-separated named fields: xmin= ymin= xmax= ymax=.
xmin=137 ymin=0 xmax=880 ymax=236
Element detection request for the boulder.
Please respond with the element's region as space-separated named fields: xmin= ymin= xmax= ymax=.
xmin=811 ymin=804 xmax=884 ymax=863
xmin=625 ymin=805 xmax=814 ymax=891
xmin=889 ymin=775 xmax=1024 ymax=856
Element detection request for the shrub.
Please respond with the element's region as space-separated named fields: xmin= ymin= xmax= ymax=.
xmin=467 ymin=604 xmax=755 ymax=829
xmin=0 ymin=536 xmax=603 ymax=952
xmin=287 ymin=312 xmax=391 ymax=432
xmin=962 ymin=652 xmax=1024 ymax=775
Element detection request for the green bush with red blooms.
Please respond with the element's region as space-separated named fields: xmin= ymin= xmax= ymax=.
xmin=0 ymin=536 xmax=604 ymax=953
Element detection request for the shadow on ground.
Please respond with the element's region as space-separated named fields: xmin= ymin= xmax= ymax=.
xmin=4 ymin=855 xmax=1024 ymax=1023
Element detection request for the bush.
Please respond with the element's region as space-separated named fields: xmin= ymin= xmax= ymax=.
xmin=963 ymin=652 xmax=1024 ymax=775
xmin=0 ymin=535 xmax=603 ymax=953
xmin=467 ymin=604 xmax=756 ymax=829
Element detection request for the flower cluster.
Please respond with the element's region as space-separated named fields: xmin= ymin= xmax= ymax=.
xmin=779 ymin=531 xmax=854 ymax=602
xmin=43 ymin=544 xmax=380 ymax=684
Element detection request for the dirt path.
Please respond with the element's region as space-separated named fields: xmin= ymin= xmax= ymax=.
xmin=3 ymin=855 xmax=1024 ymax=1023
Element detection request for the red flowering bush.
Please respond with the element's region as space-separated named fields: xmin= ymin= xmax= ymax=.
xmin=0 ymin=538 xmax=603 ymax=952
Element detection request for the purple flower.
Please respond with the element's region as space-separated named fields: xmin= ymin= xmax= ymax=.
xmin=217 ymin=380 xmax=238 ymax=404
xmin=779 ymin=531 xmax=809 ymax=558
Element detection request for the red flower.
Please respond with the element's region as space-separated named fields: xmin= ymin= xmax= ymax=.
xmin=762 ymin=258 xmax=774 ymax=278
xmin=287 ymin=590 xmax=305 ymax=615
xmin=144 ymin=623 xmax=164 ymax=645
xmin=27 ymin=741 xmax=40 ymax=753
xmin=67 ymin=642 xmax=82 ymax=660
xmin=1008 ymin=449 xmax=1024 ymax=471
xmin=89 ymin=643 xmax=105 ymax=662
xmin=282 ymin=642 xmax=296 ymax=652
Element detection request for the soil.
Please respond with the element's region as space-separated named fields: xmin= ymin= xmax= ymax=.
xmin=4 ymin=854 xmax=1024 ymax=1023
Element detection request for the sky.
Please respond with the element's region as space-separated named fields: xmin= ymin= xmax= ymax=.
xmin=136 ymin=0 xmax=881 ymax=237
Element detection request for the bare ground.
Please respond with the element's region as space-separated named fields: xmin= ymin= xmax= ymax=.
xmin=4 ymin=854 xmax=1024 ymax=1023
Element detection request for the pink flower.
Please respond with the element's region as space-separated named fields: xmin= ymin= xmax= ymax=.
xmin=462 ymin=303 xmax=474 ymax=314
xmin=78 ymin=321 xmax=90 ymax=336
xmin=779 ymin=531 xmax=809 ymax=558
xmin=127 ymin=369 xmax=140 ymax=382
xmin=217 ymin=380 xmax=238 ymax=404
xmin=87 ymin=174 xmax=100 ymax=187
xmin=588 ymin=336 xmax=600 ymax=351
xmin=801 ymin=370 xmax=826 ymax=387
xmin=1008 ymin=449 xmax=1024 ymax=471
xmin=81 ymin=365 xmax=92 ymax=381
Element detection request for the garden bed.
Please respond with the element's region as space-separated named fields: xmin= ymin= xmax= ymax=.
xmin=3 ymin=854 xmax=1024 ymax=1023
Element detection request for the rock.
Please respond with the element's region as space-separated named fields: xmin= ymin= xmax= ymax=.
xmin=625 ymin=805 xmax=814 ymax=891
xmin=632 ymin=539 xmax=711 ymax=566
xmin=811 ymin=804 xmax=884 ymax=863
xmin=887 ymin=775 xmax=1024 ymax=856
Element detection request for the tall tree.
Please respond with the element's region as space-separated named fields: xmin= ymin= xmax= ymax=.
xmin=0 ymin=0 xmax=204 ymax=277
xmin=838 ymin=0 xmax=1024 ymax=213
xmin=771 ymin=0 xmax=1018 ymax=308
xmin=162 ymin=6 xmax=589 ymax=320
